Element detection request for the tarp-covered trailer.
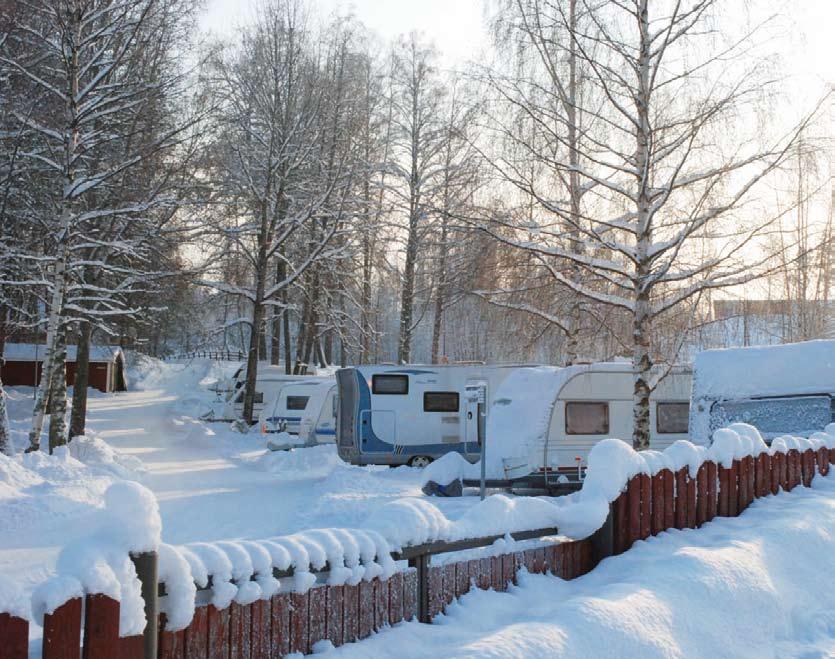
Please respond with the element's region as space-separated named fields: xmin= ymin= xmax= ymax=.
xmin=690 ymin=339 xmax=835 ymax=445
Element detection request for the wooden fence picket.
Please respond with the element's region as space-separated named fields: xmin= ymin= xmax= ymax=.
xmin=738 ymin=457 xmax=749 ymax=512
xmin=674 ymin=468 xmax=688 ymax=529
xmin=0 ymin=612 xmax=29 ymax=659
xmin=651 ymin=471 xmax=665 ymax=535
xmin=695 ymin=463 xmax=708 ymax=526
xmin=705 ymin=461 xmax=717 ymax=521
xmin=82 ymin=595 xmax=120 ymax=659
xmin=627 ymin=476 xmax=641 ymax=547
xmin=43 ymin=597 xmax=82 ymax=659
xmin=613 ymin=490 xmax=629 ymax=554
xmin=308 ymin=587 xmax=327 ymax=652
xmin=639 ymin=474 xmax=652 ymax=539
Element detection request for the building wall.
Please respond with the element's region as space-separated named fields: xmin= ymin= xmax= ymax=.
xmin=1 ymin=360 xmax=112 ymax=392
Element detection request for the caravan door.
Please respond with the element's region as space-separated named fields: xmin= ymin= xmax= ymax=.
xmin=464 ymin=381 xmax=487 ymax=456
xmin=360 ymin=409 xmax=396 ymax=452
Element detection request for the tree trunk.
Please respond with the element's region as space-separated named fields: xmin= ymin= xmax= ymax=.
xmin=270 ymin=308 xmax=281 ymax=366
xmin=48 ymin=325 xmax=68 ymax=453
xmin=258 ymin=319 xmax=267 ymax=364
xmin=242 ymin=226 xmax=269 ymax=424
xmin=0 ymin=326 xmax=8 ymax=454
xmin=29 ymin=8 xmax=80 ymax=451
xmin=430 ymin=213 xmax=449 ymax=364
xmin=564 ymin=0 xmax=582 ymax=367
xmin=0 ymin=303 xmax=7 ymax=357
xmin=69 ymin=321 xmax=91 ymax=439
xmin=632 ymin=290 xmax=652 ymax=450
xmin=28 ymin=247 xmax=70 ymax=451
xmin=398 ymin=218 xmax=419 ymax=364
xmin=282 ymin=307 xmax=292 ymax=375
xmin=0 ymin=372 xmax=11 ymax=456
xmin=631 ymin=0 xmax=653 ymax=451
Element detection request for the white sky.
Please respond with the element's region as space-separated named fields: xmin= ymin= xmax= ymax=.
xmin=201 ymin=0 xmax=834 ymax=91
xmin=201 ymin=0 xmax=486 ymax=66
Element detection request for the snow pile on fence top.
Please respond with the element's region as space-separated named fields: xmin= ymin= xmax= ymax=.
xmin=692 ymin=339 xmax=835 ymax=400
xmin=29 ymin=479 xmax=161 ymax=634
xmin=0 ymin=442 xmax=158 ymax=625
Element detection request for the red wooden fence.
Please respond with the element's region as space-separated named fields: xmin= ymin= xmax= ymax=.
xmin=3 ymin=446 xmax=833 ymax=658
xmin=0 ymin=540 xmax=595 ymax=659
xmin=611 ymin=448 xmax=833 ymax=554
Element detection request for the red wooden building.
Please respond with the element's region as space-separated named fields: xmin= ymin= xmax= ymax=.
xmin=0 ymin=343 xmax=127 ymax=393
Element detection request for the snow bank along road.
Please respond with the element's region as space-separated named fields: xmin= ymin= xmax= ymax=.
xmin=328 ymin=471 xmax=835 ymax=659
xmin=0 ymin=359 xmax=474 ymax=594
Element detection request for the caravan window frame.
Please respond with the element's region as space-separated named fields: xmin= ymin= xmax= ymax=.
xmin=372 ymin=374 xmax=409 ymax=395
xmin=656 ymin=401 xmax=690 ymax=434
xmin=286 ymin=395 xmax=310 ymax=411
xmin=423 ymin=392 xmax=460 ymax=413
xmin=565 ymin=401 xmax=610 ymax=435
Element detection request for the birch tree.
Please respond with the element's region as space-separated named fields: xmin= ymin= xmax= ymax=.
xmin=389 ymin=34 xmax=446 ymax=363
xmin=1 ymin=0 xmax=202 ymax=450
xmin=207 ymin=0 xmax=358 ymax=423
xmin=482 ymin=0 xmax=817 ymax=448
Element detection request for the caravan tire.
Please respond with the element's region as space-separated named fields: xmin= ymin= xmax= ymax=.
xmin=408 ymin=455 xmax=433 ymax=469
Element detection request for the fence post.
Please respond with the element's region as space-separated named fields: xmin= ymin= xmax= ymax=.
xmin=130 ymin=551 xmax=159 ymax=659
xmin=590 ymin=504 xmax=614 ymax=566
xmin=408 ymin=553 xmax=430 ymax=623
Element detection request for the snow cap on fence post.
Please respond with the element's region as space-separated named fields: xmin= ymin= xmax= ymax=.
xmin=581 ymin=438 xmax=648 ymax=503
xmin=727 ymin=424 xmax=768 ymax=456
xmin=709 ymin=428 xmax=743 ymax=468
xmin=104 ymin=481 xmax=162 ymax=552
xmin=0 ymin=576 xmax=30 ymax=621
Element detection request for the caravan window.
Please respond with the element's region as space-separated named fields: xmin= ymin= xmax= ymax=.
xmin=253 ymin=391 xmax=264 ymax=404
xmin=372 ymin=374 xmax=408 ymax=395
xmin=709 ymin=396 xmax=832 ymax=438
xmin=565 ymin=402 xmax=609 ymax=435
xmin=657 ymin=402 xmax=689 ymax=434
xmin=286 ymin=395 xmax=309 ymax=411
xmin=424 ymin=392 xmax=459 ymax=413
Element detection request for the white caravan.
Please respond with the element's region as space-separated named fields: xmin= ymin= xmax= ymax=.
xmin=335 ymin=363 xmax=692 ymax=482
xmin=219 ymin=366 xmax=327 ymax=420
xmin=336 ymin=364 xmax=519 ymax=468
xmin=689 ymin=340 xmax=835 ymax=445
xmin=259 ymin=380 xmax=338 ymax=445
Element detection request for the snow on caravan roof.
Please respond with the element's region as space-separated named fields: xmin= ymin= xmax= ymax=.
xmin=2 ymin=342 xmax=122 ymax=362
xmin=693 ymin=340 xmax=835 ymax=400
xmin=483 ymin=366 xmax=567 ymax=478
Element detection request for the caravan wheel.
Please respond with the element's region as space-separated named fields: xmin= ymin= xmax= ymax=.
xmin=409 ymin=455 xmax=433 ymax=468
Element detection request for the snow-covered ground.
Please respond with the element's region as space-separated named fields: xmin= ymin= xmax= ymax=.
xmin=0 ymin=357 xmax=475 ymax=599
xmin=3 ymin=356 xmax=835 ymax=658
xmin=327 ymin=471 xmax=835 ymax=659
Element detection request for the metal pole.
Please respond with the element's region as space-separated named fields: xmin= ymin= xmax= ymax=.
xmin=478 ymin=388 xmax=487 ymax=501
xmin=130 ymin=551 xmax=159 ymax=659
xmin=408 ymin=553 xmax=430 ymax=623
